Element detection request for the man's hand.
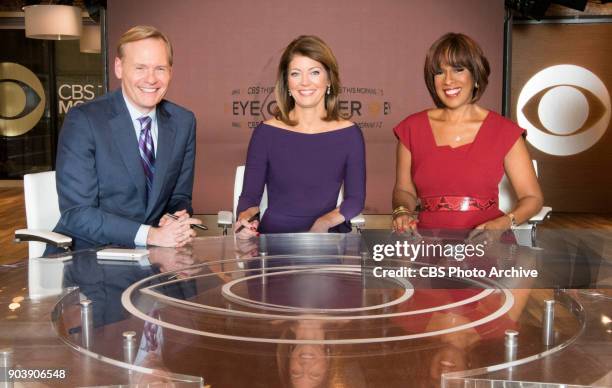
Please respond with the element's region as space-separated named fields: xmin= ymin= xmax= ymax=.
xmin=148 ymin=210 xmax=197 ymax=247
xmin=159 ymin=209 xmax=203 ymax=228
xmin=148 ymin=246 xmax=202 ymax=278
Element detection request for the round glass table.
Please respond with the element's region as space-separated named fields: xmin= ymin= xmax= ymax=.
xmin=2 ymin=232 xmax=611 ymax=387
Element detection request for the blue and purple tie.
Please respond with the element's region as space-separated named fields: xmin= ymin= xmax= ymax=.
xmin=137 ymin=116 xmax=155 ymax=197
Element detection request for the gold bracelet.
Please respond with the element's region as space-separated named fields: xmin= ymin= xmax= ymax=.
xmin=392 ymin=211 xmax=412 ymax=218
xmin=393 ymin=211 xmax=417 ymax=217
xmin=392 ymin=206 xmax=407 ymax=214
xmin=392 ymin=209 xmax=418 ymax=220
xmin=392 ymin=206 xmax=417 ymax=216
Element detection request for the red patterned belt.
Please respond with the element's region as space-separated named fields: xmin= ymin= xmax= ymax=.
xmin=420 ymin=196 xmax=497 ymax=212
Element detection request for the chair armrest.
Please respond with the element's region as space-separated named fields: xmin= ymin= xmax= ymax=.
xmin=14 ymin=229 xmax=72 ymax=248
xmin=528 ymin=206 xmax=552 ymax=224
xmin=350 ymin=214 xmax=366 ymax=229
xmin=217 ymin=211 xmax=233 ymax=228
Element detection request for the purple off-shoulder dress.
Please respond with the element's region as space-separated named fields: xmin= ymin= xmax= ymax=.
xmin=236 ymin=123 xmax=366 ymax=233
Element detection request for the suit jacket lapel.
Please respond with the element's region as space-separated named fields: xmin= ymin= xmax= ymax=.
xmin=110 ymin=91 xmax=148 ymax=206
xmin=146 ymin=103 xmax=176 ymax=218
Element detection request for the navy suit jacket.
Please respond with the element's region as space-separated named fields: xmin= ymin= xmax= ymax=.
xmin=52 ymin=89 xmax=196 ymax=249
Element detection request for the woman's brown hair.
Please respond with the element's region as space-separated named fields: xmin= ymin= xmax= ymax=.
xmin=274 ymin=35 xmax=344 ymax=126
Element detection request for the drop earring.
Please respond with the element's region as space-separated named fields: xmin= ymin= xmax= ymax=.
xmin=288 ymin=90 xmax=292 ymax=97
xmin=327 ymin=85 xmax=331 ymax=95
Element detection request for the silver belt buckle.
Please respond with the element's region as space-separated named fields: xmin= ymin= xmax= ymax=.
xmin=459 ymin=197 xmax=471 ymax=211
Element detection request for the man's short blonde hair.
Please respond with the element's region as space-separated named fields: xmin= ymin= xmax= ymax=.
xmin=116 ymin=25 xmax=173 ymax=65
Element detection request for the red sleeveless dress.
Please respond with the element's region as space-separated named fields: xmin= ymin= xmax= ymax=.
xmin=392 ymin=111 xmax=524 ymax=339
xmin=393 ymin=110 xmax=524 ymax=229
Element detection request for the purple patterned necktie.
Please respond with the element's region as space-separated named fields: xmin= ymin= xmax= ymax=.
xmin=137 ymin=116 xmax=155 ymax=197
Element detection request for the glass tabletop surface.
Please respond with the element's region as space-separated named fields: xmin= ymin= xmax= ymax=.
xmin=30 ymin=231 xmax=611 ymax=387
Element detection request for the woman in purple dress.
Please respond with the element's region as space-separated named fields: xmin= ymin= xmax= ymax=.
xmin=234 ymin=36 xmax=366 ymax=238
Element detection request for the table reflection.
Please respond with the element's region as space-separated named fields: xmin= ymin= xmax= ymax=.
xmin=41 ymin=232 xmax=603 ymax=387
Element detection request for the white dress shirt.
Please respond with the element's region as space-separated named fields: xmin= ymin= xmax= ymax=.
xmin=122 ymin=95 xmax=159 ymax=246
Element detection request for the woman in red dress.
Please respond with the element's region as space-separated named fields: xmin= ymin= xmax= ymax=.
xmin=391 ymin=34 xmax=542 ymax=383
xmin=392 ymin=33 xmax=543 ymax=233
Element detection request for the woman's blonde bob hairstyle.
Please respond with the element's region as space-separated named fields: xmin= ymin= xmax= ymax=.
xmin=273 ymin=35 xmax=345 ymax=126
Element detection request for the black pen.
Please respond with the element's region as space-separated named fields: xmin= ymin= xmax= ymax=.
xmin=235 ymin=212 xmax=260 ymax=233
xmin=165 ymin=213 xmax=208 ymax=230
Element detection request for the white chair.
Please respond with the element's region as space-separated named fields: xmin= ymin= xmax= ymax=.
xmin=14 ymin=171 xmax=72 ymax=258
xmin=498 ymin=160 xmax=552 ymax=246
xmin=218 ymin=166 xmax=365 ymax=234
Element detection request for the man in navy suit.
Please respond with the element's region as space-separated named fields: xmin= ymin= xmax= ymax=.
xmin=52 ymin=25 xmax=201 ymax=249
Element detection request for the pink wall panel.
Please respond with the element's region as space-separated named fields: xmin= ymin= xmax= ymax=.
xmin=107 ymin=0 xmax=505 ymax=214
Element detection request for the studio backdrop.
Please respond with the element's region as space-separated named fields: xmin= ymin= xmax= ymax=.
xmin=107 ymin=0 xmax=505 ymax=214
xmin=511 ymin=22 xmax=612 ymax=213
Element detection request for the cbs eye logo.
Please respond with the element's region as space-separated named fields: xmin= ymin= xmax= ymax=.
xmin=517 ymin=64 xmax=611 ymax=156
xmin=0 ymin=62 xmax=46 ymax=137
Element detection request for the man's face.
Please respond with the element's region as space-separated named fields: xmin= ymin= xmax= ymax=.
xmin=114 ymin=38 xmax=172 ymax=113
